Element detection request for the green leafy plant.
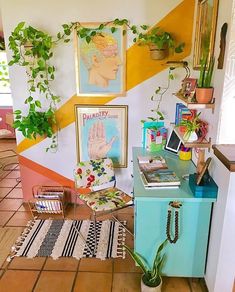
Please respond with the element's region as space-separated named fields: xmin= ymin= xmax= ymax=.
xmin=8 ymin=22 xmax=60 ymax=151
xmin=141 ymin=68 xmax=175 ymax=123
xmin=136 ymin=27 xmax=185 ymax=53
xmin=13 ymin=108 xmax=55 ymax=138
xmin=197 ymin=56 xmax=215 ymax=88
xmin=179 ymin=112 xmax=201 ymax=140
xmin=125 ymin=239 xmax=167 ymax=287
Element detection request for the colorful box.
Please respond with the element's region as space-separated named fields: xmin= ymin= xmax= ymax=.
xmin=189 ymin=173 xmax=218 ymax=199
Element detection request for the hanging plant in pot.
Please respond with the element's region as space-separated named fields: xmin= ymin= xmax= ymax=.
xmin=195 ymin=56 xmax=215 ymax=104
xmin=136 ymin=27 xmax=185 ymax=60
xmin=125 ymin=239 xmax=167 ymax=292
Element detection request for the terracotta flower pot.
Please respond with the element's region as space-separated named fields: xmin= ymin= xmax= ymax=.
xmin=148 ymin=44 xmax=167 ymax=60
xmin=141 ymin=276 xmax=162 ymax=292
xmin=195 ymin=87 xmax=214 ymax=104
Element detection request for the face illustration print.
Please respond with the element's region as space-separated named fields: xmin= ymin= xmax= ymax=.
xmin=81 ymin=33 xmax=121 ymax=88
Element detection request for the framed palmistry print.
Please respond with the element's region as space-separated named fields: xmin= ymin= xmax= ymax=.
xmin=75 ymin=105 xmax=128 ymax=168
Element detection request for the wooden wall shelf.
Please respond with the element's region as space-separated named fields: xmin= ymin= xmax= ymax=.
xmin=174 ymin=93 xmax=215 ymax=111
xmin=175 ymin=127 xmax=211 ymax=148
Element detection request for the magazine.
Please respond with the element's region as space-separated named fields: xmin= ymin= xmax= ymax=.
xmin=142 ymin=169 xmax=181 ymax=186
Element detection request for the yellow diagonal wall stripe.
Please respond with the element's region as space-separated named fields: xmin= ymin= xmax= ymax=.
xmin=17 ymin=0 xmax=195 ymax=154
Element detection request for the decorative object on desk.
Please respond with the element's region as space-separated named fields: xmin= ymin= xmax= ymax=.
xmin=196 ymin=157 xmax=212 ymax=185
xmin=195 ymin=55 xmax=215 ymax=103
xmin=125 ymin=239 xmax=167 ymax=292
xmin=136 ymin=26 xmax=185 ymax=60
xmin=166 ymin=201 xmax=182 ymax=244
xmin=142 ymin=169 xmax=181 ymax=187
xmin=179 ymin=146 xmax=192 ymax=161
xmin=75 ymin=105 xmax=128 ymax=168
xmin=142 ymin=121 xmax=167 ymax=152
xmin=196 ymin=149 xmax=205 ymax=174
xmin=164 ymin=129 xmax=182 ymax=154
xmin=189 ymin=173 xmax=218 ymax=198
xmin=10 ymin=219 xmax=126 ymax=261
xmin=193 ymin=0 xmax=219 ymax=69
xmin=217 ymin=23 xmax=228 ymax=69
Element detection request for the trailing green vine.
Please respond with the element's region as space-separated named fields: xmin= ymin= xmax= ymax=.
xmin=8 ymin=19 xmax=185 ymax=152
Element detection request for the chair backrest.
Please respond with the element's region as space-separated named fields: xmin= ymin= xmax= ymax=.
xmin=74 ymin=158 xmax=116 ymax=190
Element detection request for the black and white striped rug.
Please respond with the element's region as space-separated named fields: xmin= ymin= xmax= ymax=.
xmin=12 ymin=219 xmax=126 ymax=260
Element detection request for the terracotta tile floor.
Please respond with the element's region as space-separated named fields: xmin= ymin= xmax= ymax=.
xmin=0 ymin=140 xmax=207 ymax=291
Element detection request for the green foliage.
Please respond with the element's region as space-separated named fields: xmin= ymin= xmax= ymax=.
xmin=125 ymin=239 xmax=167 ymax=287
xmin=142 ymin=69 xmax=175 ymax=123
xmin=8 ymin=20 xmax=186 ymax=153
xmin=13 ymin=107 xmax=55 ymax=139
xmin=197 ymin=56 xmax=214 ymax=88
xmin=8 ymin=22 xmax=59 ymax=151
xmin=136 ymin=27 xmax=185 ymax=53
xmin=179 ymin=112 xmax=201 ymax=137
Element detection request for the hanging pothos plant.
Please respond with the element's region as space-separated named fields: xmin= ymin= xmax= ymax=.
xmin=141 ymin=68 xmax=175 ymax=124
xmin=8 ymin=22 xmax=61 ymax=151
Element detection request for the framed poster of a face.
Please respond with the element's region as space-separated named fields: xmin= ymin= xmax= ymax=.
xmin=74 ymin=22 xmax=126 ymax=96
xmin=75 ymin=105 xmax=128 ymax=168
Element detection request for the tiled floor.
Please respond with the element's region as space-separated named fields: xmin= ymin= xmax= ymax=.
xmin=0 ymin=140 xmax=207 ymax=291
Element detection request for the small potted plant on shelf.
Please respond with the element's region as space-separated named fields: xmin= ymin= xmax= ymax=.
xmin=137 ymin=27 xmax=185 ymax=60
xmin=195 ymin=55 xmax=215 ymax=103
xmin=179 ymin=112 xmax=202 ymax=142
xmin=125 ymin=239 xmax=167 ymax=292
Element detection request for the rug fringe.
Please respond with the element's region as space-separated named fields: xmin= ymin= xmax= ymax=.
xmin=7 ymin=216 xmax=37 ymax=262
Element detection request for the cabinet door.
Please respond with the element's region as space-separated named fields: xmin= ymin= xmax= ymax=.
xmin=135 ymin=199 xmax=212 ymax=277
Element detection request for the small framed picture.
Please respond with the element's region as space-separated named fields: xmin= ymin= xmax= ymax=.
xmin=179 ymin=78 xmax=197 ymax=101
xmin=74 ymin=22 xmax=126 ymax=97
xmin=75 ymin=105 xmax=128 ymax=168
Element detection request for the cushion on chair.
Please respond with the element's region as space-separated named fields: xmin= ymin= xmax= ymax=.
xmin=79 ymin=187 xmax=132 ymax=212
xmin=74 ymin=158 xmax=115 ymax=189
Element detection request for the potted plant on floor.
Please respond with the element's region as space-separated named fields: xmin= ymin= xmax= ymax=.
xmin=195 ymin=56 xmax=215 ymax=103
xmin=137 ymin=27 xmax=185 ymax=60
xmin=125 ymin=239 xmax=167 ymax=292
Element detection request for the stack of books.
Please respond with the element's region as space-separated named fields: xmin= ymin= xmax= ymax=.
xmin=137 ymin=155 xmax=181 ymax=189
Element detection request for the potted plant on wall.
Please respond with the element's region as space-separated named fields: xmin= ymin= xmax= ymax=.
xmin=195 ymin=56 xmax=215 ymax=103
xmin=137 ymin=27 xmax=185 ymax=60
xmin=125 ymin=239 xmax=167 ymax=292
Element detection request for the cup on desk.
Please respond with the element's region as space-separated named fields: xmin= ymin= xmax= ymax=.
xmin=179 ymin=146 xmax=192 ymax=161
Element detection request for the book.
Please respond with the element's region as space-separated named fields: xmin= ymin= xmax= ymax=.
xmin=140 ymin=173 xmax=179 ymax=189
xmin=142 ymin=169 xmax=181 ymax=186
xmin=137 ymin=155 xmax=167 ymax=172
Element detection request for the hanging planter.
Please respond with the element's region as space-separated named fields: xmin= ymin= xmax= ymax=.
xmin=136 ymin=27 xmax=185 ymax=61
xmin=148 ymin=44 xmax=167 ymax=60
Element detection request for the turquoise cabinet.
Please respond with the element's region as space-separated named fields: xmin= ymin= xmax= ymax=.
xmin=133 ymin=147 xmax=216 ymax=277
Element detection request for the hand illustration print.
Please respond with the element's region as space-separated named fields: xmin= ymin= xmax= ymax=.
xmin=88 ymin=121 xmax=116 ymax=159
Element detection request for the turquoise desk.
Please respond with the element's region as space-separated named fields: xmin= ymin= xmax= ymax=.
xmin=133 ymin=147 xmax=216 ymax=277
